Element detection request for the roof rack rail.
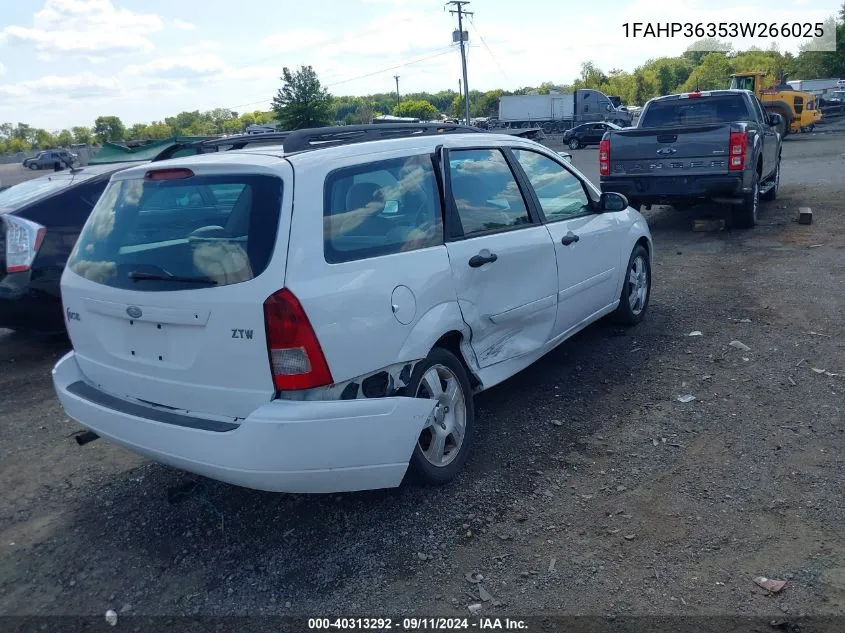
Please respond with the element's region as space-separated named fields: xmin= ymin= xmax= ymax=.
xmin=147 ymin=123 xmax=481 ymax=162
xmin=282 ymin=123 xmax=480 ymax=154
xmin=199 ymin=132 xmax=292 ymax=150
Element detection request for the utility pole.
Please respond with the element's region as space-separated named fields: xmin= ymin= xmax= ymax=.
xmin=394 ymin=75 xmax=400 ymax=106
xmin=447 ymin=1 xmax=472 ymax=125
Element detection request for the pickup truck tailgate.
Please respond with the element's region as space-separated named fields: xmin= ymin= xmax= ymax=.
xmin=608 ymin=124 xmax=732 ymax=177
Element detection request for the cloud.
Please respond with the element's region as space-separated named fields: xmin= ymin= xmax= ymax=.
xmin=0 ymin=62 xmax=5 ymax=77
xmin=172 ymin=19 xmax=197 ymax=31
xmin=124 ymin=54 xmax=229 ymax=79
xmin=260 ymin=28 xmax=329 ymax=53
xmin=179 ymin=40 xmax=221 ymax=54
xmin=0 ymin=71 xmax=122 ymax=100
xmin=0 ymin=0 xmax=163 ymax=55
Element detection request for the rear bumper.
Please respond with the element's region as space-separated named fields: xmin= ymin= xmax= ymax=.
xmin=52 ymin=352 xmax=437 ymax=494
xmin=0 ymin=280 xmax=64 ymax=333
xmin=600 ymin=174 xmax=746 ymax=203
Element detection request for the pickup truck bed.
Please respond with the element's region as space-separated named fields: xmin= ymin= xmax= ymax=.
xmin=599 ymin=90 xmax=782 ymax=228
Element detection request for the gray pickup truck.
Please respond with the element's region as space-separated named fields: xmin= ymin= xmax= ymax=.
xmin=599 ymin=89 xmax=783 ymax=228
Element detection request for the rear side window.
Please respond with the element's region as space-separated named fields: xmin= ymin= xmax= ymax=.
xmin=640 ymin=95 xmax=751 ymax=128
xmin=324 ymin=155 xmax=443 ymax=264
xmin=67 ymin=173 xmax=283 ymax=291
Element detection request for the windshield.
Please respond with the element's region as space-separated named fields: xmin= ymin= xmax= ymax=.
xmin=67 ymin=173 xmax=283 ymax=292
xmin=730 ymin=76 xmax=756 ymax=91
xmin=639 ymin=95 xmax=751 ymax=128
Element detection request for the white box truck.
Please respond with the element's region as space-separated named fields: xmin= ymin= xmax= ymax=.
xmin=497 ymin=89 xmax=631 ymax=132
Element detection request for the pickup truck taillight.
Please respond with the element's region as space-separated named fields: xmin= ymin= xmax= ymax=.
xmin=728 ymin=131 xmax=748 ymax=171
xmin=3 ymin=215 xmax=46 ymax=273
xmin=599 ymin=139 xmax=610 ymax=175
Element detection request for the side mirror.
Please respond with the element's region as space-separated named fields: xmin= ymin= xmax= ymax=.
xmin=599 ymin=191 xmax=628 ymax=212
xmin=768 ymin=113 xmax=784 ymax=127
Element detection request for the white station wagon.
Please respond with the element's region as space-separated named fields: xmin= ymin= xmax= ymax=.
xmin=52 ymin=124 xmax=653 ymax=494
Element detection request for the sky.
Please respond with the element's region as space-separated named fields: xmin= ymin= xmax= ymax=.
xmin=0 ymin=0 xmax=840 ymax=130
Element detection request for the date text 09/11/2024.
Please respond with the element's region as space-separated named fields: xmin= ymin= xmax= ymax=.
xmin=307 ymin=617 xmax=528 ymax=630
xmin=621 ymin=22 xmax=826 ymax=39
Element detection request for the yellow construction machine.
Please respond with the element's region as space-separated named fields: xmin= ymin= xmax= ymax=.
xmin=729 ymin=72 xmax=822 ymax=136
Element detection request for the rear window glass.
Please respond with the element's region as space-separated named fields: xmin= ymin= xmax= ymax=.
xmin=67 ymin=173 xmax=283 ymax=291
xmin=324 ymin=155 xmax=443 ymax=263
xmin=0 ymin=175 xmax=77 ymax=213
xmin=639 ymin=96 xmax=751 ymax=128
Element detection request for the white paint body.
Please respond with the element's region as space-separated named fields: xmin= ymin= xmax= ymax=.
xmin=53 ymin=132 xmax=653 ymax=493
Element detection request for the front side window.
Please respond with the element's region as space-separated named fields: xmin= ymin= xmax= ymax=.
xmin=67 ymin=173 xmax=283 ymax=291
xmin=324 ymin=155 xmax=443 ymax=263
xmin=512 ymin=149 xmax=591 ymax=221
xmin=448 ymin=149 xmax=531 ymax=238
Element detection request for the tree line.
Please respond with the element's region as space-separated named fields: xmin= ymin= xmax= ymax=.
xmin=3 ymin=5 xmax=843 ymax=153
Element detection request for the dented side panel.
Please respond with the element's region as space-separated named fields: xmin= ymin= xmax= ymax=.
xmin=444 ymin=226 xmax=559 ymax=369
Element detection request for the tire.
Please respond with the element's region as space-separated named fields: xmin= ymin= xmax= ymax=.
xmin=627 ymin=197 xmax=642 ymax=211
xmin=568 ymin=138 xmax=581 ymax=150
xmin=761 ymin=159 xmax=780 ymax=202
xmin=732 ymin=172 xmax=760 ymax=229
xmin=29 ymin=163 xmax=39 ymax=170
xmin=612 ymin=244 xmax=651 ymax=325
xmin=406 ymin=347 xmax=475 ymax=486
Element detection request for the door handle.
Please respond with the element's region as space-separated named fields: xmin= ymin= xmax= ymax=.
xmin=561 ymin=232 xmax=580 ymax=245
xmin=468 ymin=252 xmax=498 ymax=267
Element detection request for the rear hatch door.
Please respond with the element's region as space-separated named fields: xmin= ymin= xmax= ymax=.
xmin=61 ymin=154 xmax=291 ymax=420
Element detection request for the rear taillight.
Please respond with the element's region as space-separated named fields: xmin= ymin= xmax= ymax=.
xmin=599 ymin=139 xmax=610 ymax=175
xmin=263 ymin=288 xmax=333 ymax=391
xmin=728 ymin=131 xmax=748 ymax=171
xmin=3 ymin=215 xmax=46 ymax=273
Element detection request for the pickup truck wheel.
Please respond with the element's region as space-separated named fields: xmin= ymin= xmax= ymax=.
xmin=761 ymin=160 xmax=780 ymax=202
xmin=733 ymin=174 xmax=760 ymax=229
xmin=407 ymin=348 xmax=475 ymax=486
xmin=568 ymin=138 xmax=581 ymax=150
xmin=611 ymin=245 xmax=651 ymax=325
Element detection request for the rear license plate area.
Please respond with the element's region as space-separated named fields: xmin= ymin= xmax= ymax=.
xmin=124 ymin=320 xmax=171 ymax=362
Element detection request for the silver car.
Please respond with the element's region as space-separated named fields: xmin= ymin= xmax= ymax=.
xmin=22 ymin=150 xmax=78 ymax=171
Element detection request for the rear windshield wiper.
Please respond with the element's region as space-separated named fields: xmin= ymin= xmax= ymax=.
xmin=128 ymin=270 xmax=218 ymax=285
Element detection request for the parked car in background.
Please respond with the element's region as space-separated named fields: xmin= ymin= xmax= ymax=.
xmin=563 ymin=121 xmax=622 ymax=149
xmin=0 ymin=162 xmax=145 ymax=333
xmin=52 ymin=123 xmax=653 ymax=495
xmin=22 ymin=150 xmax=78 ymax=171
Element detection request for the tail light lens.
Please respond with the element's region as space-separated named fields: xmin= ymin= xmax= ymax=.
xmin=263 ymin=288 xmax=333 ymax=391
xmin=3 ymin=215 xmax=46 ymax=273
xmin=728 ymin=131 xmax=748 ymax=171
xmin=599 ymin=139 xmax=610 ymax=175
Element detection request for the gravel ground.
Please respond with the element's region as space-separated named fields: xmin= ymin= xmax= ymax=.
xmin=0 ymin=163 xmax=52 ymax=190
xmin=1 ymin=121 xmax=844 ymax=624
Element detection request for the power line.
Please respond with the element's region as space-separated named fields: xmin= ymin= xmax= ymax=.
xmin=467 ymin=16 xmax=511 ymax=84
xmin=447 ymin=1 xmax=472 ymax=124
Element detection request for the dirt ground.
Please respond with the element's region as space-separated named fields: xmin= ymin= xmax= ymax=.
xmin=1 ymin=121 xmax=844 ymax=627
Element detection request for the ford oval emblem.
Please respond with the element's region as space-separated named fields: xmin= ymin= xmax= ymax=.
xmin=656 ymin=147 xmax=677 ymax=155
xmin=126 ymin=306 xmax=142 ymax=319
